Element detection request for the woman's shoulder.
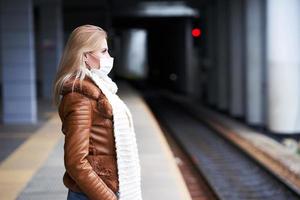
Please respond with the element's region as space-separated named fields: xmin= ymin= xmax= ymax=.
xmin=58 ymin=76 xmax=101 ymax=120
xmin=60 ymin=76 xmax=102 ymax=101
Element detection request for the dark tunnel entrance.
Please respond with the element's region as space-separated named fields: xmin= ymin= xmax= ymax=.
xmin=112 ymin=6 xmax=201 ymax=96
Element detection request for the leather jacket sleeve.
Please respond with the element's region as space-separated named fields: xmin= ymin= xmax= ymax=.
xmin=61 ymin=92 xmax=117 ymax=200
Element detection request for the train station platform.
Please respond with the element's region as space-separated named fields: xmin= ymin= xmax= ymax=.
xmin=0 ymin=80 xmax=191 ymax=200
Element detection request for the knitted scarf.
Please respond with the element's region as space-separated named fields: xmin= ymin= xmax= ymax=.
xmin=83 ymin=68 xmax=143 ymax=200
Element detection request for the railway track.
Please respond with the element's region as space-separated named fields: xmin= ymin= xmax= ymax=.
xmin=160 ymin=122 xmax=218 ymax=200
xmin=143 ymin=92 xmax=300 ymax=200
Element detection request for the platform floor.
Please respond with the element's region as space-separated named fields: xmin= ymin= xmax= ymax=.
xmin=0 ymin=80 xmax=191 ymax=200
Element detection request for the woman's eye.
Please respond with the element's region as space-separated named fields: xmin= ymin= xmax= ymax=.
xmin=102 ymin=49 xmax=107 ymax=53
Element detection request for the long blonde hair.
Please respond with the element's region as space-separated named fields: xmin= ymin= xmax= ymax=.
xmin=52 ymin=24 xmax=107 ymax=108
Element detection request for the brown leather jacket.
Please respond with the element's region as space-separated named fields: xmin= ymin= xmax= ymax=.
xmin=58 ymin=75 xmax=119 ymax=200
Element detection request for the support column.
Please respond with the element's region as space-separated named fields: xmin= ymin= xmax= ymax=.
xmin=229 ymin=0 xmax=245 ymax=117
xmin=267 ymin=0 xmax=300 ymax=133
xmin=120 ymin=29 xmax=148 ymax=79
xmin=245 ymin=0 xmax=265 ymax=126
xmin=39 ymin=0 xmax=63 ymax=99
xmin=216 ymin=0 xmax=229 ymax=111
xmin=0 ymin=0 xmax=37 ymax=123
xmin=185 ymin=18 xmax=198 ymax=98
xmin=206 ymin=2 xmax=218 ymax=106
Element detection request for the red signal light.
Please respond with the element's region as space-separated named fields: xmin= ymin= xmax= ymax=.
xmin=192 ymin=28 xmax=201 ymax=37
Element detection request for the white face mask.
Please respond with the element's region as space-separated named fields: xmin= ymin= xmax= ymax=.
xmin=90 ymin=57 xmax=114 ymax=78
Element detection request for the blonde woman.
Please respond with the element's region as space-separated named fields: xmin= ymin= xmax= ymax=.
xmin=52 ymin=25 xmax=142 ymax=200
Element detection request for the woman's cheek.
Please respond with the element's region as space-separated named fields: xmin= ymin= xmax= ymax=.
xmin=89 ymin=56 xmax=100 ymax=68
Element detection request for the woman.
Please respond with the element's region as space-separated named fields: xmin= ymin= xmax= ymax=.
xmin=52 ymin=25 xmax=143 ymax=200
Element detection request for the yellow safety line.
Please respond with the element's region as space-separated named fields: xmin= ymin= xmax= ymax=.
xmin=0 ymin=112 xmax=63 ymax=200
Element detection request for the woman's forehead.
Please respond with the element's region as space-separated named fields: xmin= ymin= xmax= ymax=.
xmin=100 ymin=38 xmax=108 ymax=48
xmin=92 ymin=41 xmax=107 ymax=53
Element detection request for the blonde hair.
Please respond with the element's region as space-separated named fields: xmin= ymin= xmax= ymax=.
xmin=52 ymin=24 xmax=107 ymax=108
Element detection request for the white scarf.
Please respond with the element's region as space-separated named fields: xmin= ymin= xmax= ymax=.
xmin=83 ymin=68 xmax=143 ymax=200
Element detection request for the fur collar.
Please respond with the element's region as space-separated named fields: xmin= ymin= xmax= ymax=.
xmin=60 ymin=76 xmax=101 ymax=100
